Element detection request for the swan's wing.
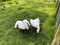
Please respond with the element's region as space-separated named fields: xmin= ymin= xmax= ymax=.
xmin=30 ymin=19 xmax=37 ymax=27
xmin=34 ymin=18 xmax=40 ymax=24
xmin=23 ymin=20 xmax=30 ymax=30
xmin=15 ymin=21 xmax=25 ymax=29
xmin=30 ymin=19 xmax=40 ymax=28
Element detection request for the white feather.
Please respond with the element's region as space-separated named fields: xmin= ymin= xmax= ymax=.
xmin=15 ymin=21 xmax=25 ymax=29
xmin=23 ymin=19 xmax=30 ymax=30
xmin=15 ymin=20 xmax=30 ymax=30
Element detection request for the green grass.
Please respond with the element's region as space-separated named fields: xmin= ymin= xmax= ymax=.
xmin=0 ymin=0 xmax=57 ymax=45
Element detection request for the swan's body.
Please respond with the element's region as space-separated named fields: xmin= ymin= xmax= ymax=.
xmin=23 ymin=20 xmax=30 ymax=30
xmin=15 ymin=20 xmax=30 ymax=30
xmin=30 ymin=18 xmax=40 ymax=33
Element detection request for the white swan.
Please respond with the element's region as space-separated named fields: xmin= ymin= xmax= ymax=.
xmin=30 ymin=18 xmax=40 ymax=33
xmin=15 ymin=19 xmax=30 ymax=30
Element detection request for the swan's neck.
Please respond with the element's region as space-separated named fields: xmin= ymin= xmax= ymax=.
xmin=37 ymin=26 xmax=40 ymax=33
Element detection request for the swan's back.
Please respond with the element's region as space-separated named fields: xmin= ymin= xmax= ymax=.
xmin=15 ymin=21 xmax=25 ymax=29
xmin=30 ymin=18 xmax=40 ymax=28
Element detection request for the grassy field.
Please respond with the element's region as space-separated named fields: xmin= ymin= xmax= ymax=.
xmin=0 ymin=0 xmax=57 ymax=45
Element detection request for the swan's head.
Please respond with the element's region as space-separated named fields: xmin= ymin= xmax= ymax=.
xmin=23 ymin=19 xmax=30 ymax=26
